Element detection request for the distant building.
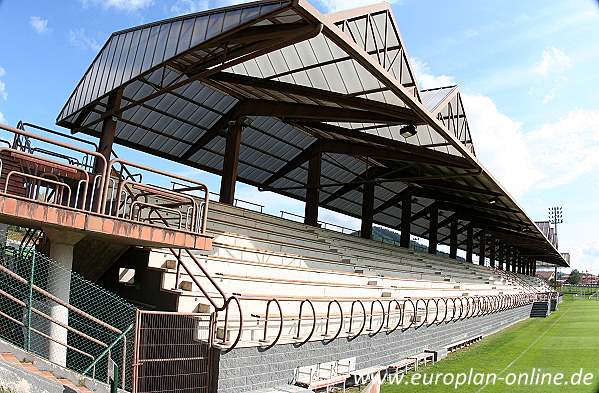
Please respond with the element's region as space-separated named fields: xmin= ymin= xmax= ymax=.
xmin=537 ymin=270 xmax=555 ymax=283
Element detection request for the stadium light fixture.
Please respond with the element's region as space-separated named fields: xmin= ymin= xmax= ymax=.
xmin=400 ymin=124 xmax=417 ymax=138
xmin=548 ymin=206 xmax=564 ymax=250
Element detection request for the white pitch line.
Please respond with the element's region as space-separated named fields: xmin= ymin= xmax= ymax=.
xmin=475 ymin=306 xmax=571 ymax=393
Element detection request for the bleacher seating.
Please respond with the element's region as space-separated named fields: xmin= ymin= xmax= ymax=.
xmin=145 ymin=202 xmax=537 ymax=346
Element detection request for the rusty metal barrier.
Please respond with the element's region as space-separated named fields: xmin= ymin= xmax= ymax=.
xmin=0 ymin=123 xmax=210 ymax=237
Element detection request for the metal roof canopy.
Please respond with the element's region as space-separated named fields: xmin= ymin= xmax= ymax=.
xmin=56 ymin=0 xmax=568 ymax=267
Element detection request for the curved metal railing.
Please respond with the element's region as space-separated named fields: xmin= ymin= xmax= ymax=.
xmin=213 ymin=291 xmax=555 ymax=351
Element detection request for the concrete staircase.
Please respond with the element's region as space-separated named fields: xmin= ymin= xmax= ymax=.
xmin=530 ymin=301 xmax=550 ymax=317
xmin=0 ymin=352 xmax=92 ymax=393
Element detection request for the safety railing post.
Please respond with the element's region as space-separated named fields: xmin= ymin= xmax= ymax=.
xmin=25 ymin=249 xmax=36 ymax=351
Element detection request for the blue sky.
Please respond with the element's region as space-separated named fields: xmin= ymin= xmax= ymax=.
xmin=0 ymin=0 xmax=598 ymax=273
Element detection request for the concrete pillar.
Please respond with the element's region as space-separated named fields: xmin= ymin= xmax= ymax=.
xmin=43 ymin=229 xmax=84 ymax=367
xmin=0 ymin=223 xmax=8 ymax=247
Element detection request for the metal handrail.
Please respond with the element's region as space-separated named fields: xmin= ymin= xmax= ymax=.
xmin=0 ymin=258 xmax=130 ymax=385
xmin=82 ymin=324 xmax=134 ymax=381
xmin=212 ymin=291 xmax=554 ymax=350
xmin=0 ymin=123 xmax=108 ymax=213
xmin=106 ymin=158 xmax=209 ymax=234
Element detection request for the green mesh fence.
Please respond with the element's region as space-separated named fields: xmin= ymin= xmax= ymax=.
xmin=0 ymin=229 xmax=137 ymax=390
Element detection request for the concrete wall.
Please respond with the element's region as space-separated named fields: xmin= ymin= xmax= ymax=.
xmin=214 ymin=304 xmax=533 ymax=393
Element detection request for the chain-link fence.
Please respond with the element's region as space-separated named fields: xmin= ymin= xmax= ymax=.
xmin=0 ymin=225 xmax=137 ymax=390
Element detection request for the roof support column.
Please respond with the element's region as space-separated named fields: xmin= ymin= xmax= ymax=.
xmin=428 ymin=204 xmax=438 ymax=255
xmin=517 ymin=252 xmax=523 ymax=274
xmin=466 ymin=226 xmax=474 ymax=264
xmin=304 ymin=152 xmax=321 ymax=227
xmin=511 ymin=249 xmax=518 ymax=273
xmin=525 ymin=257 xmax=531 ymax=275
xmin=94 ymin=89 xmax=122 ymax=174
xmin=498 ymin=242 xmax=504 ymax=270
xmin=219 ymin=118 xmax=244 ymax=205
xmin=478 ymin=230 xmax=486 ymax=266
xmin=400 ymin=191 xmax=412 ymax=248
xmin=489 ymin=235 xmax=496 ymax=268
xmin=360 ymin=181 xmax=375 ymax=239
xmin=505 ymin=246 xmax=512 ymax=272
xmin=449 ymin=215 xmax=458 ymax=259
xmin=520 ymin=254 xmax=525 ymax=274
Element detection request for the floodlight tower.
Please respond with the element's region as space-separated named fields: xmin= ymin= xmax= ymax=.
xmin=548 ymin=206 xmax=563 ymax=248
xmin=549 ymin=206 xmax=564 ymax=287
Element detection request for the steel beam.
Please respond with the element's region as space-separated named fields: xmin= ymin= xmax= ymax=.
xmin=219 ymin=117 xmax=244 ymax=204
xmin=466 ymin=225 xmax=473 ymax=263
xmin=209 ymin=72 xmax=424 ymax=124
xmin=479 ymin=230 xmax=486 ymax=266
xmin=428 ymin=203 xmax=438 ymax=255
xmin=181 ymin=102 xmax=244 ymax=160
xmin=449 ymin=214 xmax=458 ymax=259
xmin=400 ymin=190 xmax=412 ymax=248
xmin=261 ymin=140 xmax=321 ymax=188
xmin=304 ymin=152 xmax=321 ymax=226
xmin=95 ymin=89 xmax=122 ymax=173
xmin=361 ymin=180 xmax=375 ymax=239
xmin=489 ymin=235 xmax=496 ymax=268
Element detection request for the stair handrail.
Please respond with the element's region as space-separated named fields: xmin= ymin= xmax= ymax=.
xmin=0 ymin=256 xmax=131 ymax=388
xmin=82 ymin=323 xmax=134 ymax=386
xmin=167 ymin=248 xmax=226 ymax=311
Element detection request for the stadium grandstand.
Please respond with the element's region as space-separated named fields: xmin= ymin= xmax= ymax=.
xmin=0 ymin=1 xmax=568 ymax=393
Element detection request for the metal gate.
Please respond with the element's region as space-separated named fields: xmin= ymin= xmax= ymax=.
xmin=132 ymin=311 xmax=214 ymax=393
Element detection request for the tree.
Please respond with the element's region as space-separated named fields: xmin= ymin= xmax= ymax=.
xmin=567 ymin=269 xmax=582 ymax=285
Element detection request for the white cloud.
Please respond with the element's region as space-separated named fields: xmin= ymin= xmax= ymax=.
xmin=81 ymin=0 xmax=153 ymax=12
xmin=0 ymin=66 xmax=7 ymax=101
xmin=409 ymin=57 xmax=455 ymax=89
xmin=0 ymin=112 xmax=6 ymax=124
xmin=68 ymin=29 xmax=102 ymax=52
xmin=463 ymin=94 xmax=544 ymax=196
xmin=29 ymin=16 xmax=49 ymax=34
xmin=316 ymin=0 xmax=398 ymax=13
xmin=412 ymin=57 xmax=599 ymax=196
xmin=526 ymin=109 xmax=599 ymax=189
xmin=534 ymin=47 xmax=572 ymax=76
xmin=466 ymin=100 xmax=599 ymax=195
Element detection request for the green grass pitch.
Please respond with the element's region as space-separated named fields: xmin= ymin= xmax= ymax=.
xmin=381 ymin=297 xmax=599 ymax=392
